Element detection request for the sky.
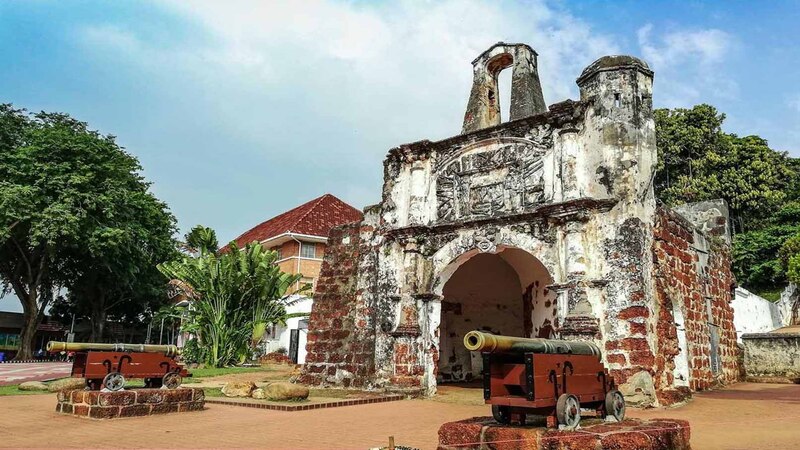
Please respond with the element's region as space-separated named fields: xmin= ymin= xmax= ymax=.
xmin=2 ymin=0 xmax=800 ymax=313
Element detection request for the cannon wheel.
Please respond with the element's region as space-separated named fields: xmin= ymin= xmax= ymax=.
xmin=103 ymin=372 xmax=125 ymax=391
xmin=491 ymin=405 xmax=511 ymax=425
xmin=556 ymin=394 xmax=581 ymax=429
xmin=604 ymin=389 xmax=625 ymax=422
xmin=162 ymin=372 xmax=182 ymax=389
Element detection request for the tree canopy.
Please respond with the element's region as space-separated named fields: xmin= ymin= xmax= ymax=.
xmin=655 ymin=105 xmax=797 ymax=234
xmin=654 ymin=104 xmax=800 ymax=298
xmin=0 ymin=104 xmax=177 ymax=357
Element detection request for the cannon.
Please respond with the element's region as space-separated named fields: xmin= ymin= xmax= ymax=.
xmin=463 ymin=331 xmax=624 ymax=429
xmin=47 ymin=341 xmax=190 ymax=391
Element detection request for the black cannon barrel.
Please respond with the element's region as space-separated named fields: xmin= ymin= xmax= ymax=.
xmin=46 ymin=341 xmax=179 ymax=357
xmin=463 ymin=331 xmax=601 ymax=359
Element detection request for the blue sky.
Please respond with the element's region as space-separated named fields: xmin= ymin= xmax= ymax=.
xmin=2 ymin=0 xmax=799 ymax=313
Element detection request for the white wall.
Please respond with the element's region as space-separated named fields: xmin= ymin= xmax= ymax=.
xmin=732 ymin=288 xmax=781 ymax=341
xmin=262 ymin=295 xmax=313 ymax=363
xmin=778 ymin=283 xmax=798 ymax=326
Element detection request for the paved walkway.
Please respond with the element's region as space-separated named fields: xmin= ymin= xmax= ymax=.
xmin=0 ymin=362 xmax=71 ymax=386
xmin=1 ymin=382 xmax=799 ymax=449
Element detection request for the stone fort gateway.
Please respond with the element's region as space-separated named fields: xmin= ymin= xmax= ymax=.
xmin=299 ymin=42 xmax=739 ymax=407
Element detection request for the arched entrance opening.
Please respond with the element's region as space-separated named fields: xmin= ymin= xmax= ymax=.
xmin=435 ymin=247 xmax=556 ymax=383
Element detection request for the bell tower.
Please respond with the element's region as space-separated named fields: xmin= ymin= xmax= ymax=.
xmin=461 ymin=42 xmax=547 ymax=134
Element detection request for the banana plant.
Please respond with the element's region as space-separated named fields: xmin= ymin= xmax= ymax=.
xmin=158 ymin=237 xmax=308 ymax=367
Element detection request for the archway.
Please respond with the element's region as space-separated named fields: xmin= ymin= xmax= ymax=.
xmin=435 ymin=247 xmax=556 ymax=383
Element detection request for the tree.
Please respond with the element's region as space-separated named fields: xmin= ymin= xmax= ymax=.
xmin=655 ymin=105 xmax=797 ymax=233
xmin=183 ymin=225 xmax=219 ymax=256
xmin=158 ymin=237 xmax=308 ymax=367
xmin=655 ymin=104 xmax=800 ymax=296
xmin=0 ymin=104 xmax=176 ymax=357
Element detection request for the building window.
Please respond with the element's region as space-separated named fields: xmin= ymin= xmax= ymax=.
xmin=300 ymin=242 xmax=316 ymax=259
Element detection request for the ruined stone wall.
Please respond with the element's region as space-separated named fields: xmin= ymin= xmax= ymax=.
xmin=299 ymin=222 xmax=376 ymax=388
xmin=742 ymin=333 xmax=800 ymax=381
xmin=651 ymin=206 xmax=739 ymax=404
xmin=600 ymin=216 xmax=658 ymax=399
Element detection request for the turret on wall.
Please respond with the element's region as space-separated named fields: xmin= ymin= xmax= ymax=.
xmin=575 ymin=55 xmax=656 ymax=207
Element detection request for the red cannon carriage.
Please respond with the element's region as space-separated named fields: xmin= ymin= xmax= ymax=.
xmin=47 ymin=341 xmax=190 ymax=391
xmin=464 ymin=331 xmax=625 ymax=429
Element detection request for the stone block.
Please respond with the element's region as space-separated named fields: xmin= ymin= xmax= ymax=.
xmin=137 ymin=390 xmax=165 ymax=404
xmin=58 ymin=403 xmax=73 ymax=414
xmin=70 ymin=390 xmax=85 ymax=404
xmin=438 ymin=417 xmax=488 ymax=447
xmin=18 ymin=381 xmax=49 ymax=391
xmin=56 ymin=388 xmax=205 ymax=419
xmin=99 ymin=391 xmax=136 ymax=407
xmin=437 ymin=417 xmax=690 ymax=450
xmin=178 ymin=401 xmax=204 ymax=412
xmin=221 ymin=381 xmax=256 ymax=398
xmin=48 ymin=377 xmax=86 ymax=392
xmin=84 ymin=391 xmax=100 ymax=405
xmin=163 ymin=388 xmax=193 ymax=403
xmin=150 ymin=403 xmax=179 ymax=415
xmin=118 ymin=405 xmax=151 ymax=418
xmin=264 ymin=382 xmax=309 ymax=400
xmin=89 ymin=406 xmax=121 ymax=419
xmin=72 ymin=405 xmax=90 ymax=417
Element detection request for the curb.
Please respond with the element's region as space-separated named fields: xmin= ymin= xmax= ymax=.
xmin=205 ymin=394 xmax=404 ymax=411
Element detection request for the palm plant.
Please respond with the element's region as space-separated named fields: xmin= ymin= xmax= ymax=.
xmin=158 ymin=239 xmax=309 ymax=367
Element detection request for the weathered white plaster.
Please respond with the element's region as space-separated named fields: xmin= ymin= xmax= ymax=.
xmin=732 ymin=287 xmax=781 ymax=341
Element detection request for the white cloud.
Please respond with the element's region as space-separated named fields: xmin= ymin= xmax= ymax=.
xmin=74 ymin=0 xmax=621 ymax=218
xmin=82 ymin=0 xmax=619 ymax=142
xmin=637 ymin=24 xmax=738 ymax=106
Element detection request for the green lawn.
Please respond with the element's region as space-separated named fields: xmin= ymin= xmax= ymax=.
xmin=0 ymin=366 xmax=270 ymax=397
xmin=0 ymin=385 xmax=49 ymax=396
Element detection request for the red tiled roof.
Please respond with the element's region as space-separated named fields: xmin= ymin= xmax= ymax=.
xmin=230 ymin=194 xmax=362 ymax=248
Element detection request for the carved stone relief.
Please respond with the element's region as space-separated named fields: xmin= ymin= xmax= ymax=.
xmin=436 ymin=138 xmax=549 ymax=222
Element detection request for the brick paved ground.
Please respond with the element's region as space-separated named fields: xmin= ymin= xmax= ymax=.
xmin=0 ymin=362 xmax=71 ymax=386
xmin=1 ymin=382 xmax=799 ymax=449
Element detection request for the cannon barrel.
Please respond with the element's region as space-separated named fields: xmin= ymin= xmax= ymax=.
xmin=46 ymin=341 xmax=179 ymax=357
xmin=463 ymin=331 xmax=601 ymax=359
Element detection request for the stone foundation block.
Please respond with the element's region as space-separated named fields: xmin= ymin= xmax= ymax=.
xmin=438 ymin=417 xmax=690 ymax=450
xmin=56 ymin=388 xmax=205 ymax=419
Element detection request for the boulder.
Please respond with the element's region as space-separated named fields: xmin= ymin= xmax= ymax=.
xmin=251 ymin=387 xmax=267 ymax=399
xmin=619 ymin=371 xmax=657 ymax=407
xmin=18 ymin=381 xmax=49 ymax=391
xmin=221 ymin=381 xmax=256 ymax=398
xmin=48 ymin=377 xmax=86 ymax=392
xmin=263 ymin=382 xmax=309 ymax=401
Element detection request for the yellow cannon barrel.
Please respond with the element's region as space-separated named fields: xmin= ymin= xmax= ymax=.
xmin=46 ymin=341 xmax=179 ymax=357
xmin=463 ymin=331 xmax=601 ymax=359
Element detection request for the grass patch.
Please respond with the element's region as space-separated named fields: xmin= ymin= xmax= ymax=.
xmin=189 ymin=366 xmax=270 ymax=378
xmin=309 ymin=388 xmax=360 ymax=399
xmin=0 ymin=385 xmax=50 ymax=396
xmin=204 ymin=387 xmax=224 ymax=397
